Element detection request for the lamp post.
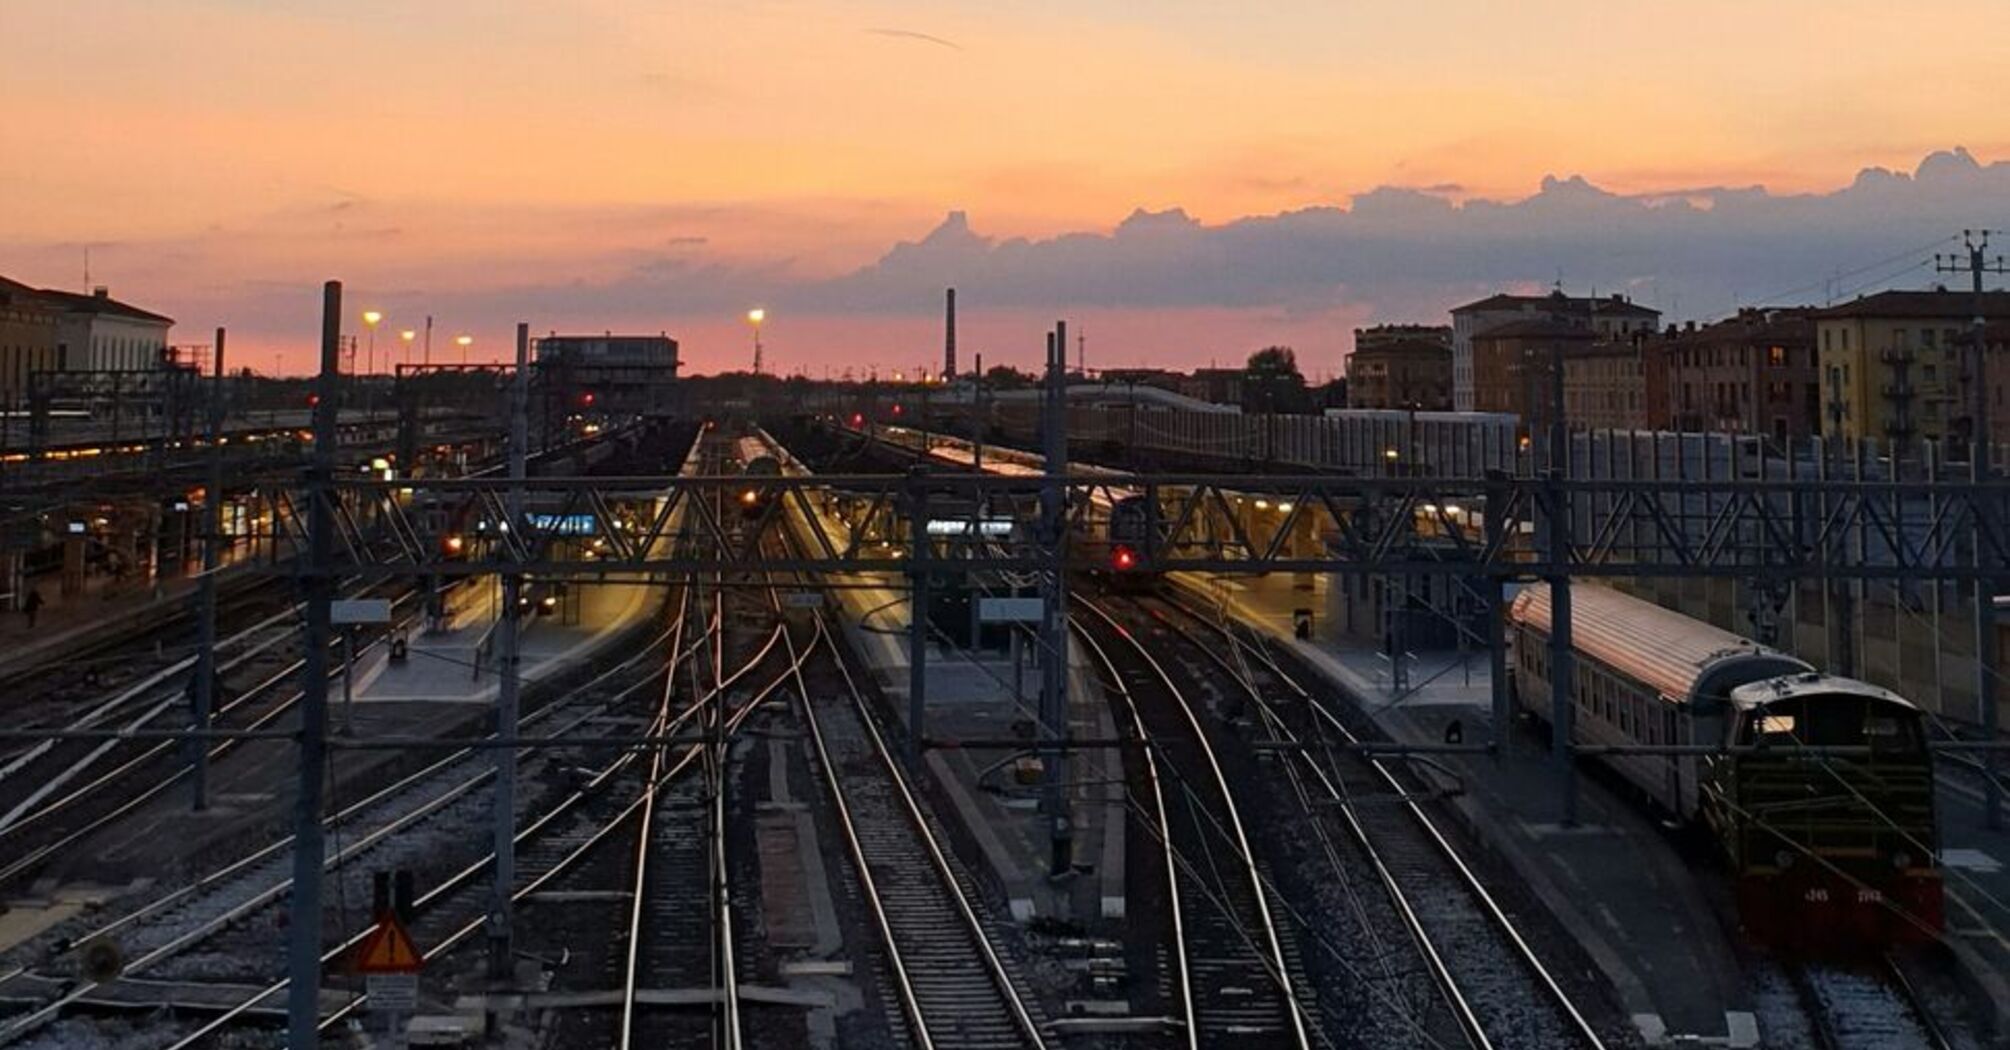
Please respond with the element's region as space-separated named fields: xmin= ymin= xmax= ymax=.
xmin=361 ymin=310 xmax=383 ymax=376
xmin=399 ymin=329 xmax=416 ymax=371
xmin=456 ymin=334 xmax=473 ymax=366
xmin=747 ymin=308 xmax=766 ymax=375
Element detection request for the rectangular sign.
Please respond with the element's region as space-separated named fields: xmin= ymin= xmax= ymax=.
xmin=783 ymin=591 xmax=824 ymax=609
xmin=527 ymin=512 xmax=597 ymax=536
xmin=977 ymin=597 xmax=1044 ymax=623
xmin=366 ymin=972 xmax=418 ymax=1011
xmin=331 ymin=599 xmax=393 ymax=625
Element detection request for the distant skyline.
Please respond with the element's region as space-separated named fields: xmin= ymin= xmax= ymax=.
xmin=4 ymin=1 xmax=2009 ymax=375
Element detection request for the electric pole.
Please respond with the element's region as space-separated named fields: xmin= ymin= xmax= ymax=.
xmin=1936 ymin=229 xmax=2007 ymax=829
xmin=1041 ymin=322 xmax=1072 ymax=874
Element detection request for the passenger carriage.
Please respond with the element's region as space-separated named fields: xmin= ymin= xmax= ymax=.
xmin=1508 ymin=583 xmax=1942 ymax=950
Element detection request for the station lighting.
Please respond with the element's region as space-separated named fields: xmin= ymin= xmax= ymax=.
xmin=442 ymin=534 xmax=466 ymax=555
xmin=1277 ymin=501 xmax=1294 ymax=514
xmin=1383 ymin=447 xmax=1400 ymax=460
xmin=1254 ymin=499 xmax=1270 ymax=511
xmin=740 ymin=489 xmax=760 ymax=507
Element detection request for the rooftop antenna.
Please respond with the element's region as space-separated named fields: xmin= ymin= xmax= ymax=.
xmin=83 ymin=246 xmax=91 ymax=292
xmin=1077 ymin=330 xmax=1085 ymax=377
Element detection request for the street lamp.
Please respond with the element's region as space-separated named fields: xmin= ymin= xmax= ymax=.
xmin=455 ymin=334 xmax=473 ymax=365
xmin=361 ymin=310 xmax=383 ymax=375
xmin=747 ymin=308 xmax=766 ymax=375
xmin=399 ymin=329 xmax=417 ymax=371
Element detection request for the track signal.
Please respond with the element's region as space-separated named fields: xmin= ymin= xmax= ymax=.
xmin=1111 ymin=544 xmax=1138 ymax=571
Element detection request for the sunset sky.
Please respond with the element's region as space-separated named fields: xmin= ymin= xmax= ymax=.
xmin=4 ymin=0 xmax=2009 ymax=376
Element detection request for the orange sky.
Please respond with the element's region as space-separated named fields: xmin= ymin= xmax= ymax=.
xmin=3 ymin=0 xmax=2007 ymax=373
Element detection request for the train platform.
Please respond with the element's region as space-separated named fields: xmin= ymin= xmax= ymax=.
xmin=784 ymin=503 xmax=1125 ymax=929
xmin=1928 ymin=759 xmax=2010 ymax=1037
xmin=344 ymin=576 xmax=655 ymax=707
xmin=1177 ymin=571 xmax=1765 ymax=1048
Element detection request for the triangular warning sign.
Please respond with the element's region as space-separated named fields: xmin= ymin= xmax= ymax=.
xmin=352 ymin=914 xmax=424 ymax=974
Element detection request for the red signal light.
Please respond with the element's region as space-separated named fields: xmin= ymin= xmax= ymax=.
xmin=580 ymin=392 xmax=596 ymax=407
xmin=891 ymin=403 xmax=904 ymax=416
xmin=850 ymin=413 xmax=865 ymax=427
xmin=1112 ymin=545 xmax=1138 ymax=571
xmin=306 ymin=393 xmax=321 ymax=408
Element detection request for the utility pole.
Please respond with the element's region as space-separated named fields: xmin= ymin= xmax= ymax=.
xmin=972 ymin=351 xmax=984 ymax=475
xmin=908 ymin=476 xmax=929 ymax=770
xmin=1546 ymin=341 xmax=1577 ymax=826
xmin=1041 ymin=322 xmax=1072 ymax=874
xmin=286 ymin=281 xmax=341 ymax=1049
xmin=1936 ymin=229 xmax=2007 ymax=829
xmin=192 ymin=326 xmax=225 ymax=811
xmin=491 ymin=322 xmax=529 ymax=977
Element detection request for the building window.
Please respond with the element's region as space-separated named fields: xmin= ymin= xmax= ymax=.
xmin=1922 ymin=328 xmax=1937 ymax=349
xmin=1925 ymin=364 xmax=1938 ymax=382
xmin=1768 ymin=345 xmax=1786 ymax=368
xmin=1843 ymin=329 xmax=1851 ymax=351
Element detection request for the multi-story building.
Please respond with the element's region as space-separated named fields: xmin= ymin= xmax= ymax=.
xmin=1655 ymin=308 xmax=1820 ymax=440
xmin=532 ymin=333 xmax=680 ymax=417
xmin=1469 ymin=317 xmax=1596 ymax=432
xmin=1987 ymin=321 xmax=2010 ymax=450
xmin=1347 ymin=325 xmax=1452 ymax=410
xmin=1450 ymin=290 xmax=1659 ymax=411
xmin=1561 ymin=341 xmax=1647 ymax=431
xmin=33 ymin=286 xmax=174 ymax=374
xmin=1814 ymin=288 xmax=2010 ymax=444
xmin=0 ymin=277 xmax=59 ymax=402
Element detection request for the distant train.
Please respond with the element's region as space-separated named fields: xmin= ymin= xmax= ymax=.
xmin=1101 ymin=494 xmax=1160 ymax=590
xmin=1508 ymin=583 xmax=1942 ymax=950
xmin=734 ymin=436 xmax=783 ymax=519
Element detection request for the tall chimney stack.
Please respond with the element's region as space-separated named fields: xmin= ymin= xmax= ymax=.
xmin=944 ymin=287 xmax=957 ymax=380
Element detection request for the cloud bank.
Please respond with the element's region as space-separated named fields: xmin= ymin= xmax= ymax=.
xmin=4 ymin=148 xmax=2008 ymax=373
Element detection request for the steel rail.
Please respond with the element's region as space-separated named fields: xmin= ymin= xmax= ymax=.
xmin=1076 ymin=599 xmax=1313 ymax=1050
xmin=761 ymin=446 xmax=1049 ymax=1050
xmin=1069 ymin=622 xmax=1198 ymax=1049
xmin=1132 ymin=594 xmax=1490 ymax=1050
xmin=1180 ymin=594 xmax=1608 ymax=1049
xmin=0 ymin=604 xmax=686 ymax=1046
xmin=0 ymin=591 xmax=423 ymax=887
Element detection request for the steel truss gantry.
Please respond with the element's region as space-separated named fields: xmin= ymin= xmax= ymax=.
xmin=244 ymin=470 xmax=2010 ymax=582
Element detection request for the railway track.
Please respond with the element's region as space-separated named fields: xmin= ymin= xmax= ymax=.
xmin=1787 ymin=958 xmax=1952 ymax=1050
xmin=788 ymin=610 xmax=1049 ymax=1050
xmin=0 ymin=594 xmax=690 ymax=1047
xmin=755 ymin=429 xmax=1050 ymax=1050
xmin=1073 ymin=600 xmax=1315 ymax=1050
xmin=1141 ymin=590 xmax=1609 ymax=1049
xmin=0 ymin=583 xmax=422 ymax=891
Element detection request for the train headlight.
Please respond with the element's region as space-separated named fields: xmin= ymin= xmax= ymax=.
xmin=1891 ymin=851 xmax=1912 ymax=870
